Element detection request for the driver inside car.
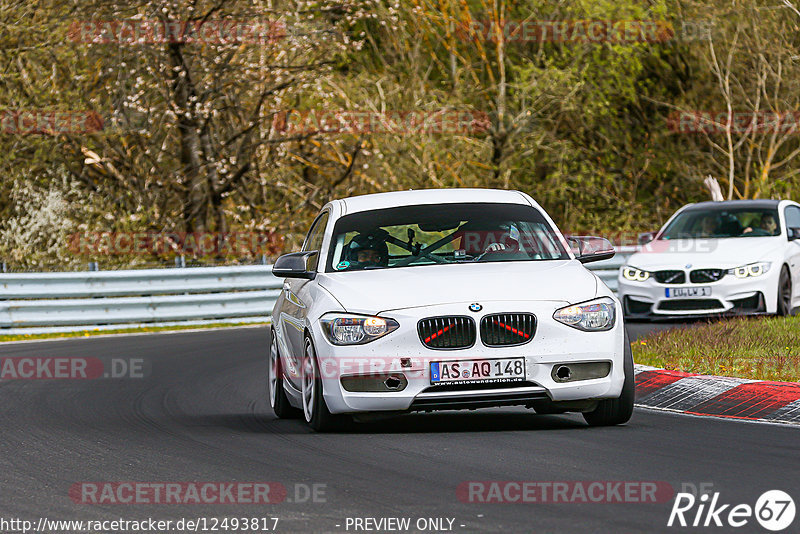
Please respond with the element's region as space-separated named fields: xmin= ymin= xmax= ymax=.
xmin=743 ymin=213 xmax=779 ymax=236
xmin=343 ymin=233 xmax=389 ymax=269
xmin=481 ymin=224 xmax=522 ymax=255
xmin=455 ymin=223 xmax=522 ymax=257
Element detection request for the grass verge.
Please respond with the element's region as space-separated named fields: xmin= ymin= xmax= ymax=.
xmin=632 ymin=316 xmax=800 ymax=382
xmin=0 ymin=322 xmax=269 ymax=343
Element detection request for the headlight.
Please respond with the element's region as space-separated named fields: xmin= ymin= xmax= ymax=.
xmin=320 ymin=314 xmax=399 ymax=345
xmin=622 ymin=266 xmax=651 ymax=282
xmin=726 ymin=261 xmax=771 ymax=279
xmin=553 ymin=297 xmax=616 ymax=332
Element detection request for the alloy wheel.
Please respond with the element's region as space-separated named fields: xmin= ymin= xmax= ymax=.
xmin=780 ymin=269 xmax=792 ymax=315
xmin=302 ymin=340 xmax=316 ymax=422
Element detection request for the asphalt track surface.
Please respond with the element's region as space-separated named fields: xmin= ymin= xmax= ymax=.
xmin=0 ymin=326 xmax=797 ymax=534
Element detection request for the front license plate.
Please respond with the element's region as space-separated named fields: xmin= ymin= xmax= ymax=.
xmin=665 ymin=287 xmax=711 ymax=298
xmin=430 ymin=358 xmax=525 ymax=385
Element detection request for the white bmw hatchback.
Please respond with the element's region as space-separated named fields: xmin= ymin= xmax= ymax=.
xmin=618 ymin=200 xmax=800 ymax=319
xmin=269 ymin=189 xmax=632 ymax=431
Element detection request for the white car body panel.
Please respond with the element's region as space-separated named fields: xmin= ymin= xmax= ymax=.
xmin=317 ymin=261 xmax=598 ymax=314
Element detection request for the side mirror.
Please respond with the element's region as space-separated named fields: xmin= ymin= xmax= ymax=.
xmin=567 ymin=236 xmax=615 ymax=264
xmin=788 ymin=228 xmax=800 ymax=241
xmin=272 ymin=251 xmax=318 ymax=279
xmin=638 ymin=231 xmax=657 ymax=245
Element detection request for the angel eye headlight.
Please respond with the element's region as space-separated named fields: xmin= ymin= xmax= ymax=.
xmin=363 ymin=317 xmax=388 ymax=335
xmin=553 ymin=297 xmax=616 ymax=332
xmin=727 ymin=261 xmax=771 ymax=279
xmin=320 ymin=314 xmax=399 ymax=345
xmin=622 ymin=266 xmax=651 ymax=282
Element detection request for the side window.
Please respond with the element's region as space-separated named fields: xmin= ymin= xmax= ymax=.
xmin=302 ymin=211 xmax=330 ymax=270
xmin=785 ymin=206 xmax=800 ymax=230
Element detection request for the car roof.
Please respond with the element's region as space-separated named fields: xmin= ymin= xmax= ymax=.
xmin=683 ymin=199 xmax=781 ymax=211
xmin=338 ymin=188 xmax=532 ymax=215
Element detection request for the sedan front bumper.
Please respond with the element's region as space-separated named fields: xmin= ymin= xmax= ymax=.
xmin=308 ymin=300 xmax=627 ymax=414
xmin=617 ymin=268 xmax=778 ymax=318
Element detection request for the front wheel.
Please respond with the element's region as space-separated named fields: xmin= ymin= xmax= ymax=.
xmin=268 ymin=330 xmax=300 ymax=419
xmin=583 ymin=332 xmax=634 ymax=427
xmin=301 ymin=336 xmax=349 ymax=432
xmin=777 ymin=266 xmax=792 ymax=316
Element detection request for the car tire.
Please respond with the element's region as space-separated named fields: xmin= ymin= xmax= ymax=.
xmin=301 ymin=336 xmax=349 ymax=432
xmin=777 ymin=266 xmax=792 ymax=317
xmin=582 ymin=332 xmax=634 ymax=427
xmin=268 ymin=329 xmax=301 ymax=419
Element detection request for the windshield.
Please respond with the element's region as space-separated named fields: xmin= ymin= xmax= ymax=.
xmin=326 ymin=202 xmax=570 ymax=272
xmin=659 ymin=207 xmax=781 ymax=240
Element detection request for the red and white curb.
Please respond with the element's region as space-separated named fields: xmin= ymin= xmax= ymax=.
xmin=634 ymin=364 xmax=800 ymax=425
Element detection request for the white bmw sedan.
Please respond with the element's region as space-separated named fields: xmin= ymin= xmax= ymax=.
xmin=618 ymin=199 xmax=800 ymax=319
xmin=269 ymin=189 xmax=632 ymax=431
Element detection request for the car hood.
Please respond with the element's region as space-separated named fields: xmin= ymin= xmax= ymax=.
xmin=317 ymin=261 xmax=598 ymax=314
xmin=628 ymin=237 xmax=782 ymax=270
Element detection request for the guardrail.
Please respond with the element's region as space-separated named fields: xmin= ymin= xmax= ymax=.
xmin=0 ymin=249 xmax=634 ymax=335
xmin=0 ymin=266 xmax=281 ymax=335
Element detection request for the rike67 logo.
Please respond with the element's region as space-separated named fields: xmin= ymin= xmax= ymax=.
xmin=668 ymin=490 xmax=795 ymax=531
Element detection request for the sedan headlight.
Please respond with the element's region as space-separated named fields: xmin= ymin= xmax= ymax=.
xmin=727 ymin=261 xmax=771 ymax=279
xmin=622 ymin=266 xmax=651 ymax=282
xmin=553 ymin=297 xmax=616 ymax=332
xmin=320 ymin=314 xmax=399 ymax=345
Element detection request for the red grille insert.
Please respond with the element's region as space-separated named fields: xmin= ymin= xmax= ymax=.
xmin=418 ymin=316 xmax=476 ymax=349
xmin=480 ymin=313 xmax=536 ymax=346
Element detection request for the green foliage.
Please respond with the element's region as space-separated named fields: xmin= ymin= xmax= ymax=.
xmin=633 ymin=316 xmax=800 ymax=382
xmin=1 ymin=0 xmax=800 ymax=267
